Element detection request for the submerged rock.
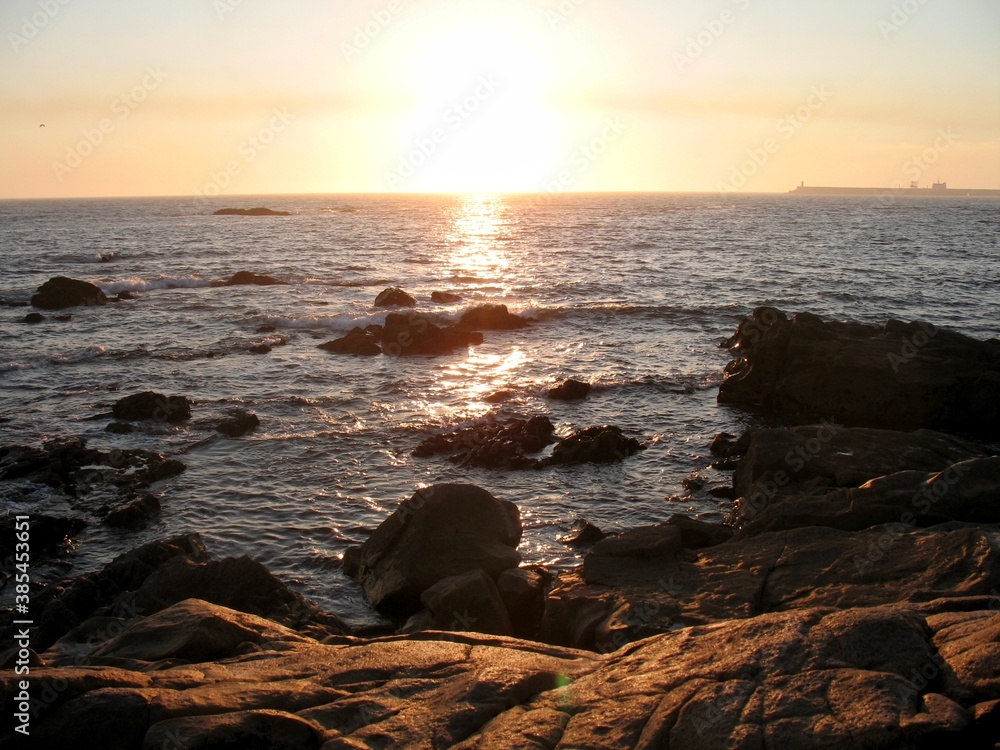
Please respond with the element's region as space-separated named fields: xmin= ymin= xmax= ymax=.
xmin=317 ymin=327 xmax=381 ymax=356
xmin=458 ymin=303 xmax=529 ymax=330
xmin=413 ymin=416 xmax=556 ymax=469
xmin=213 ymin=207 xmax=290 ymax=216
xmin=23 ymin=312 xmax=45 ymax=324
xmin=374 ymin=286 xmax=417 ymax=307
xmin=352 ymin=484 xmax=522 ymax=614
xmin=719 ymin=307 xmax=1000 ymax=438
xmin=218 ymin=271 xmax=288 ymax=287
xmin=215 ymin=409 xmax=260 ymax=438
xmin=431 ymin=290 xmax=463 ymax=303
xmin=381 ymin=312 xmax=482 ymax=356
xmin=559 ymin=519 xmax=607 ymax=547
xmin=548 ymin=378 xmax=591 ymax=401
xmin=31 ymin=276 xmax=107 ymax=310
xmin=112 ymin=391 xmax=192 ymax=423
xmin=549 ymin=425 xmax=644 ymax=465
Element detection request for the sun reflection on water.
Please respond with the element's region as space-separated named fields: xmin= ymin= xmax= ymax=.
xmin=446 ymin=194 xmax=512 ymax=288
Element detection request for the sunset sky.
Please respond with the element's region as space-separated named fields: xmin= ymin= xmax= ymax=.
xmin=2 ymin=0 xmax=998 ymax=198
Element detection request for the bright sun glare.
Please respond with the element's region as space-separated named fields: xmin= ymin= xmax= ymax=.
xmin=388 ymin=16 xmax=565 ymax=193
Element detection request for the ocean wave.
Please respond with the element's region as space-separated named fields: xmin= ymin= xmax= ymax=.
xmin=515 ymin=302 xmax=720 ymax=323
xmin=258 ymin=311 xmax=391 ymax=332
xmin=99 ymin=276 xmax=213 ymax=294
xmin=304 ymin=277 xmax=394 ymax=289
xmin=0 ymin=345 xmax=107 ymax=373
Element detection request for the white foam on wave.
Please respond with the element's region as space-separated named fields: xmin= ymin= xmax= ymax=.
xmin=99 ymin=276 xmax=213 ymax=294
xmin=0 ymin=345 xmax=106 ymax=373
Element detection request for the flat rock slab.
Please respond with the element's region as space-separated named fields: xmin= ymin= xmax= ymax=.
xmin=7 ymin=603 xmax=999 ymax=748
xmin=542 ymin=523 xmax=1000 ymax=651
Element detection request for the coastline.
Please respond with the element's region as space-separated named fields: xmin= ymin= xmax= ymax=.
xmin=4 ymin=305 xmax=999 ymax=747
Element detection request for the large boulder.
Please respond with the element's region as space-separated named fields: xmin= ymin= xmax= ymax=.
xmin=112 ymin=391 xmax=191 ymax=423
xmin=412 ymin=569 xmax=515 ymax=637
xmin=458 ymin=303 xmax=529 ymax=330
xmin=718 ymin=307 xmax=1000 ymax=438
xmin=374 ymin=287 xmax=417 ymax=307
xmin=31 ymin=276 xmax=107 ymax=310
xmin=353 ymin=484 xmax=522 ymax=614
xmin=380 ymin=312 xmax=483 ymax=356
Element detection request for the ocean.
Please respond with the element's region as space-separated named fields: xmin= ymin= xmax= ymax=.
xmin=2 ymin=192 xmax=998 ymax=627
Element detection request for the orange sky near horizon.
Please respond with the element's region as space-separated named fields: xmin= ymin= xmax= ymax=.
xmin=1 ymin=0 xmax=998 ymax=199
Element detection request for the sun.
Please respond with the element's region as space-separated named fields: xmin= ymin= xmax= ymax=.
xmin=383 ymin=13 xmax=565 ymax=193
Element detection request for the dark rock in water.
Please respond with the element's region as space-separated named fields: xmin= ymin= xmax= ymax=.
xmin=341 ymin=545 xmax=362 ymax=577
xmin=411 ymin=568 xmax=514 ymax=637
xmin=219 ymin=271 xmax=288 ymax=287
xmin=213 ymin=207 xmax=290 ymax=216
xmin=256 ymin=323 xmax=277 ymax=333
xmin=548 ymin=425 xmax=644 ymax=465
xmin=53 ymin=314 xmax=73 ymax=321
xmin=381 ymin=312 xmax=482 ymax=356
xmin=682 ymin=471 xmax=706 ymax=491
xmin=103 ymin=493 xmax=160 ymax=531
xmin=719 ymin=307 xmax=1000 ymax=437
xmin=484 ymin=389 xmax=516 ymax=403
xmin=413 ymin=416 xmax=556 ymax=469
xmin=354 ymin=484 xmax=522 ymax=614
xmin=0 ymin=438 xmax=185 ymax=498
xmin=548 ymin=378 xmax=591 ymax=401
xmin=318 ymin=327 xmax=382 ymax=356
xmin=431 ymin=291 xmax=463 ymax=303
xmin=560 ymin=519 xmax=607 ymax=547
xmin=248 ymin=344 xmax=272 ymax=355
xmin=458 ymin=303 xmax=529 ymax=330
xmin=112 ymin=391 xmax=191 ymax=422
xmin=105 ymin=422 xmax=135 ymax=435
xmin=115 ymin=291 xmax=136 ymax=301
xmin=99 ymin=251 xmax=117 ymax=262
xmin=374 ymin=286 xmax=417 ymax=307
xmin=31 ymin=276 xmax=107 ymax=310
xmin=24 ymin=312 xmax=45 ymax=323
xmin=215 ymin=409 xmax=260 ymax=438
xmin=0 ymin=513 xmax=85 ymax=560
xmin=710 ymin=431 xmax=739 ymax=457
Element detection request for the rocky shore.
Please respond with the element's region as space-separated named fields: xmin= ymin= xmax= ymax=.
xmin=3 ymin=309 xmax=999 ymax=748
